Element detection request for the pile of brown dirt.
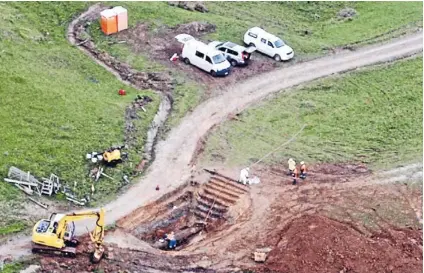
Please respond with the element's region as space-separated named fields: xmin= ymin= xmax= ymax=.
xmin=175 ymin=21 xmax=216 ymax=35
xmin=118 ymin=21 xmax=216 ymax=61
xmin=168 ymin=1 xmax=209 ymax=13
xmin=257 ymin=215 xmax=422 ymax=273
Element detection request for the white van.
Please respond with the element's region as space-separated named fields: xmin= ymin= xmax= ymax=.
xmin=243 ymin=27 xmax=294 ymax=62
xmin=175 ymin=34 xmax=231 ymax=77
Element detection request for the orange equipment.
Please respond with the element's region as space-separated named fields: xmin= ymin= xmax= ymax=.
xmin=100 ymin=9 xmax=118 ymax=35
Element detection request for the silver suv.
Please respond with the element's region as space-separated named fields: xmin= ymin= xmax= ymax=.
xmin=208 ymin=41 xmax=256 ymax=67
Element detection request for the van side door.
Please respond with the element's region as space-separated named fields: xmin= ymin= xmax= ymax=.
xmin=205 ymin=55 xmax=214 ymax=72
xmin=194 ymin=50 xmax=206 ymax=70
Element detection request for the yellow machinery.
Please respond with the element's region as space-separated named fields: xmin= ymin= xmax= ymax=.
xmin=103 ymin=149 xmax=121 ymax=163
xmin=32 ymin=208 xmax=105 ymax=263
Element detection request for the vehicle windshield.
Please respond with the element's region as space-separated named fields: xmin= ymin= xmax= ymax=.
xmin=212 ymin=54 xmax=226 ymax=64
xmin=274 ymin=39 xmax=285 ymax=48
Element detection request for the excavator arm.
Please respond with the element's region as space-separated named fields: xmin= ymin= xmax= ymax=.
xmin=58 ymin=208 xmax=105 ymax=262
xmin=57 ymin=209 xmax=105 ymax=243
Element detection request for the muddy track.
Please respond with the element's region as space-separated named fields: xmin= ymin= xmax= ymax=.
xmin=0 ymin=5 xmax=422 ymax=259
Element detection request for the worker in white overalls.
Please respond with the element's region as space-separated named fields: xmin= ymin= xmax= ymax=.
xmin=239 ymin=167 xmax=250 ymax=185
xmin=288 ymin=158 xmax=296 ymax=176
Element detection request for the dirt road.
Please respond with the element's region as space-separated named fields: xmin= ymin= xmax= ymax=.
xmin=1 ymin=31 xmax=422 ymax=260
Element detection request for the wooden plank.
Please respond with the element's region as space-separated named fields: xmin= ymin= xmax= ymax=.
xmin=203 ymin=198 xmax=216 ymax=225
xmin=101 ymin=172 xmax=114 ymax=180
xmin=15 ymin=184 xmax=33 ymax=195
xmin=203 ymin=168 xmax=239 ymax=183
xmin=4 ymin=178 xmax=38 ymax=187
xmin=66 ymin=197 xmax=86 ymax=206
xmin=28 ymin=197 xmax=48 ymax=209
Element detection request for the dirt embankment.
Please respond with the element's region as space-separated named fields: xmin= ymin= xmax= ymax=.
xmin=260 ymin=215 xmax=422 ymax=273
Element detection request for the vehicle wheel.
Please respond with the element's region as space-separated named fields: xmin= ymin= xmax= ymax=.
xmin=230 ymin=59 xmax=238 ymax=67
xmin=274 ymin=54 xmax=282 ymax=62
xmin=183 ymin=58 xmax=190 ymax=65
xmin=249 ymin=43 xmax=255 ymax=48
xmin=210 ymin=70 xmax=217 ymax=77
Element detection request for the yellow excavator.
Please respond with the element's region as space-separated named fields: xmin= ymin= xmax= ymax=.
xmin=31 ymin=208 xmax=105 ymax=263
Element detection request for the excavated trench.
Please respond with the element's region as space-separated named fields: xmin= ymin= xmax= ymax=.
xmin=117 ymin=172 xmax=251 ymax=251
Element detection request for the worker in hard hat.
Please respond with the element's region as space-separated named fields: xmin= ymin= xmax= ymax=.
xmin=288 ymin=158 xmax=296 ymax=175
xmin=300 ymin=161 xmax=307 ymax=179
xmin=166 ymin=231 xmax=177 ymax=249
xmin=239 ymin=167 xmax=250 ymax=185
xmin=292 ymin=166 xmax=299 ymax=185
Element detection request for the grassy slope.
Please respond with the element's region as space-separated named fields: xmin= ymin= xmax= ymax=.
xmin=0 ymin=262 xmax=24 ymax=273
xmin=0 ymin=2 xmax=158 ymax=231
xmin=87 ymin=2 xmax=422 ymax=128
xmin=202 ymin=58 xmax=423 ymax=169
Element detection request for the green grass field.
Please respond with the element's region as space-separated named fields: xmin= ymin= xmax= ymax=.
xmin=92 ymin=1 xmax=422 ymax=56
xmin=0 ymin=2 xmax=158 ymax=233
xmin=86 ymin=1 xmax=422 ymax=127
xmin=201 ymin=57 xmax=423 ymax=169
xmin=0 ymin=262 xmax=24 ymax=273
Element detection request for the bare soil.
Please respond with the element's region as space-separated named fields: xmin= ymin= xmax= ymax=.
xmin=116 ymin=21 xmax=280 ymax=95
xmin=30 ymin=162 xmax=422 ymax=273
xmin=260 ymin=215 xmax=422 ymax=273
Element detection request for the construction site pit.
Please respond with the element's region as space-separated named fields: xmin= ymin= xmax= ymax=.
xmin=116 ymin=170 xmax=251 ymax=251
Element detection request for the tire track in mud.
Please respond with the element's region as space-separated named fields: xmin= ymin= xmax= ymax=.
xmin=0 ymin=4 xmax=422 ymax=259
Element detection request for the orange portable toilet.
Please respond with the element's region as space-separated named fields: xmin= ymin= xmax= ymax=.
xmin=112 ymin=6 xmax=128 ymax=32
xmin=100 ymin=9 xmax=117 ymax=35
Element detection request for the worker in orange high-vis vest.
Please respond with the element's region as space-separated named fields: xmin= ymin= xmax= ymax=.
xmin=292 ymin=167 xmax=298 ymax=185
xmin=300 ymin=161 xmax=307 ymax=179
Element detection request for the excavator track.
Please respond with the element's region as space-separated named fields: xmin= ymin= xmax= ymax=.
xmin=31 ymin=242 xmax=77 ymax=258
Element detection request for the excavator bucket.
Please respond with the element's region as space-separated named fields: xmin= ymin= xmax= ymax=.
xmin=90 ymin=244 xmax=105 ymax=263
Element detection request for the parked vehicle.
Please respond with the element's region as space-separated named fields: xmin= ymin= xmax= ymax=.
xmin=175 ymin=34 xmax=231 ymax=77
xmin=243 ymin=27 xmax=294 ymax=61
xmin=208 ymin=41 xmax=256 ymax=67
